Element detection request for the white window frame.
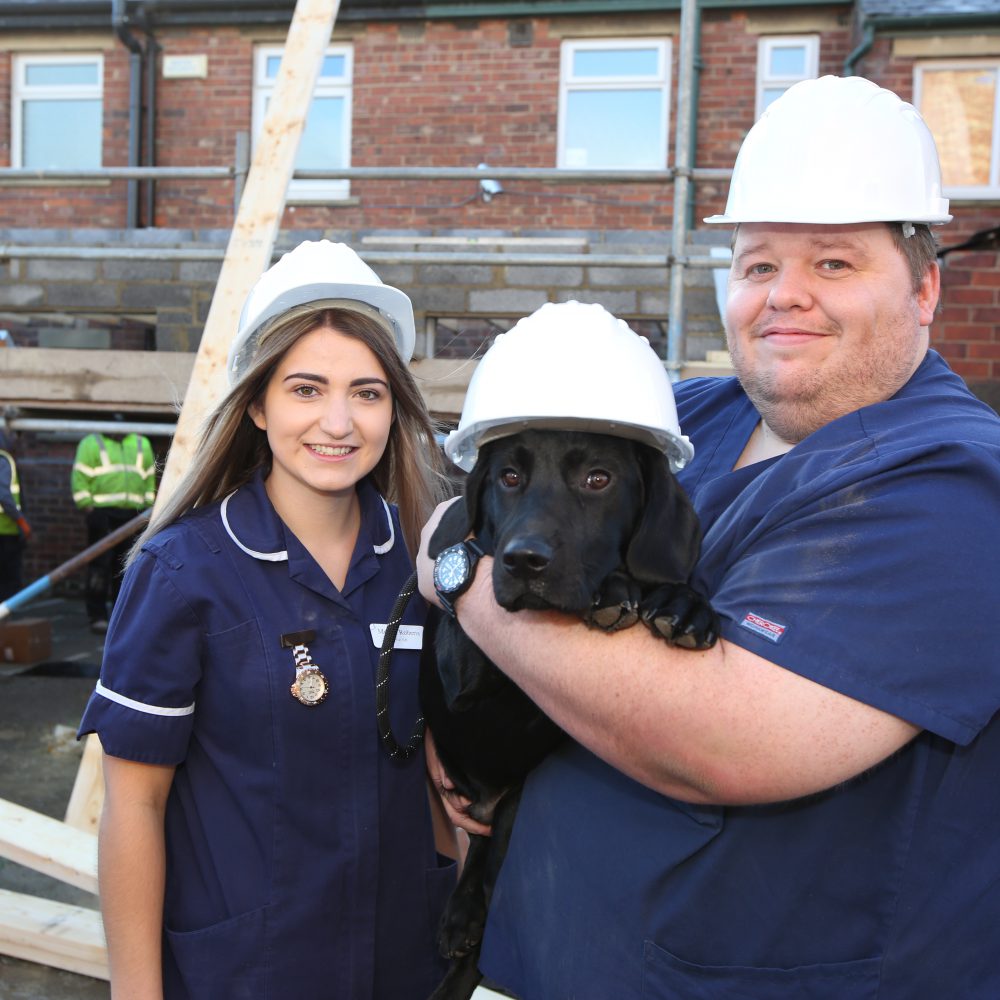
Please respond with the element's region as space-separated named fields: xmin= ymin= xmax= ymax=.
xmin=755 ymin=35 xmax=819 ymax=119
xmin=557 ymin=38 xmax=671 ymax=170
xmin=253 ymin=43 xmax=353 ymax=201
xmin=11 ymin=53 xmax=103 ymax=168
xmin=914 ymin=61 xmax=1000 ymax=199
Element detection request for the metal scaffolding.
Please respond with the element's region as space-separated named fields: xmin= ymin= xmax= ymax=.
xmin=0 ymin=0 xmax=731 ymax=375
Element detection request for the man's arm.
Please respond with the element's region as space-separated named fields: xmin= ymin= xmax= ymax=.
xmin=417 ymin=508 xmax=917 ymax=806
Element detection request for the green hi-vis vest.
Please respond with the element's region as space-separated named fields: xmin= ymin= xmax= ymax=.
xmin=0 ymin=448 xmax=23 ymax=536
xmin=72 ymin=433 xmax=157 ymax=511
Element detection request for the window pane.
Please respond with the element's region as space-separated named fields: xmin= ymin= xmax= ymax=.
xmin=23 ymin=100 xmax=101 ymax=168
xmin=268 ymin=53 xmax=344 ymax=81
xmin=565 ymin=89 xmax=663 ymax=168
xmin=25 ymin=62 xmax=98 ymax=87
xmin=573 ymin=48 xmax=659 ymax=78
xmin=768 ymin=46 xmax=806 ymax=78
xmin=320 ymin=55 xmax=346 ymax=77
xmin=761 ymin=87 xmax=787 ymax=112
xmin=920 ymin=69 xmax=995 ymax=187
xmin=297 ymin=96 xmax=345 ymax=168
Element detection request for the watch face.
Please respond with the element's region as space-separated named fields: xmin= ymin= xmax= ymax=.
xmin=434 ymin=544 xmax=471 ymax=594
xmin=291 ymin=668 xmax=329 ymax=706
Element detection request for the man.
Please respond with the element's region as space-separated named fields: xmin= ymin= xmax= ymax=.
xmin=0 ymin=427 xmax=32 ymax=601
xmin=417 ymin=76 xmax=1000 ymax=998
xmin=72 ymin=427 xmax=157 ymax=633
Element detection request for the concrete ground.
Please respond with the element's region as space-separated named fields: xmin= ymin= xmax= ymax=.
xmin=0 ymin=596 xmax=512 ymax=1000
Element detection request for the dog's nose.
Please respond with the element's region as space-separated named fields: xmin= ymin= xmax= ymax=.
xmin=502 ymin=538 xmax=553 ymax=579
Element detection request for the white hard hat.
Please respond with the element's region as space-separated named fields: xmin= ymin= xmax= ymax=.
xmin=444 ymin=301 xmax=694 ymax=473
xmin=227 ymin=240 xmax=415 ymax=385
xmin=705 ymin=75 xmax=951 ymax=227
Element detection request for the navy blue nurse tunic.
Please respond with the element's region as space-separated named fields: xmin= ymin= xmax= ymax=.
xmin=79 ymin=472 xmax=453 ymax=999
xmin=479 ymin=351 xmax=1000 ymax=999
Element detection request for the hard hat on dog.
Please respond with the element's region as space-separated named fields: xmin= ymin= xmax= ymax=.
xmin=445 ymin=301 xmax=693 ymax=473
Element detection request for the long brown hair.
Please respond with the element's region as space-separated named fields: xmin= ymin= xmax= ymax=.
xmin=131 ymin=305 xmax=449 ymax=562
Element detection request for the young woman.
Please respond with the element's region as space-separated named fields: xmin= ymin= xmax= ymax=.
xmin=79 ymin=241 xmax=454 ymax=1000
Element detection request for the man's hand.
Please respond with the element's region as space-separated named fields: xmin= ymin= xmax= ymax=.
xmin=425 ymin=727 xmax=492 ymax=837
xmin=416 ymin=496 xmax=462 ymax=607
xmin=16 ymin=515 xmax=31 ymax=540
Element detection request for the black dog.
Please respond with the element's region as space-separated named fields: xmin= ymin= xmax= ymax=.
xmin=420 ymin=428 xmax=717 ymax=1000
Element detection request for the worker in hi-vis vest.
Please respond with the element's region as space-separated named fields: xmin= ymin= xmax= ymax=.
xmin=72 ymin=430 xmax=157 ymax=633
xmin=0 ymin=427 xmax=32 ymax=602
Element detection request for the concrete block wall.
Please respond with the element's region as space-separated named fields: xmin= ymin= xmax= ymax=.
xmin=0 ymin=226 xmax=729 ymax=360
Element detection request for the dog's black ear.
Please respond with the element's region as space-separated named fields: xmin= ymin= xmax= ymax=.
xmin=428 ymin=495 xmax=474 ymax=558
xmin=625 ymin=446 xmax=702 ymax=585
xmin=427 ymin=454 xmax=494 ymax=557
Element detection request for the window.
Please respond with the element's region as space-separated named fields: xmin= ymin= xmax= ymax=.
xmin=558 ymin=39 xmax=671 ymax=170
xmin=253 ymin=44 xmax=352 ymax=201
xmin=915 ymin=63 xmax=1000 ymax=198
xmin=11 ymin=54 xmax=103 ymax=169
xmin=756 ymin=36 xmax=818 ymax=118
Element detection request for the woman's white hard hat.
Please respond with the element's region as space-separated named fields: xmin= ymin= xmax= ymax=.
xmin=227 ymin=240 xmax=415 ymax=385
xmin=444 ymin=301 xmax=694 ymax=473
xmin=705 ymin=75 xmax=952 ymax=227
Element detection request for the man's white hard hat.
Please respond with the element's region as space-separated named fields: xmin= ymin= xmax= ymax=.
xmin=227 ymin=240 xmax=415 ymax=385
xmin=705 ymin=75 xmax=952 ymax=227
xmin=444 ymin=301 xmax=694 ymax=473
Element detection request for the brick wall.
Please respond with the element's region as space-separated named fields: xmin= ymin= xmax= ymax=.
xmin=0 ymin=10 xmax=996 ymax=381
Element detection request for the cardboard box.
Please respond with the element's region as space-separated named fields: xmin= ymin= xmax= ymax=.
xmin=0 ymin=617 xmax=53 ymax=664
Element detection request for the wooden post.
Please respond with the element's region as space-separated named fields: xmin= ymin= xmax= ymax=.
xmin=61 ymin=0 xmax=343 ymax=837
xmin=63 ymin=728 xmax=105 ymax=834
xmin=157 ymin=0 xmax=344 ymax=504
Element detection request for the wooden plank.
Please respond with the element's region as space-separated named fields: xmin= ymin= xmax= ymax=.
xmin=1 ymin=347 xmax=733 ymax=420
xmin=154 ymin=0 xmax=343 ymax=506
xmin=0 ymin=346 xmax=193 ymax=413
xmin=0 ymin=797 xmax=98 ymax=895
xmin=0 ymin=347 xmax=478 ymax=419
xmin=63 ymin=732 xmax=105 ymax=834
xmin=0 ymin=889 xmax=108 ymax=980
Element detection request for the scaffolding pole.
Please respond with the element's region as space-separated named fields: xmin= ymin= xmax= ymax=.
xmin=667 ymin=0 xmax=699 ymax=380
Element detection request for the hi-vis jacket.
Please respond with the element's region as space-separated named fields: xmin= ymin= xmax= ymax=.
xmin=72 ymin=433 xmax=157 ymax=511
xmin=0 ymin=449 xmax=24 ymax=536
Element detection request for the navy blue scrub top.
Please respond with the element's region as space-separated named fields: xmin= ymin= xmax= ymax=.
xmin=480 ymin=351 xmax=1000 ymax=1000
xmin=79 ymin=472 xmax=452 ymax=1000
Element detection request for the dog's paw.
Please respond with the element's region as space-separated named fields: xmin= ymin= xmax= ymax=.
xmin=437 ymin=892 xmax=487 ymax=959
xmin=586 ymin=599 xmax=639 ymax=632
xmin=585 ymin=572 xmax=640 ymax=632
xmin=640 ymin=584 xmax=719 ymax=649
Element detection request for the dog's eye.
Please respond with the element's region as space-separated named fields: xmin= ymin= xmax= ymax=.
xmin=499 ymin=468 xmax=522 ymax=489
xmin=584 ymin=470 xmax=611 ymax=490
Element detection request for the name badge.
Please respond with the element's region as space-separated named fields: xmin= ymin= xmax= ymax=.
xmin=370 ymin=623 xmax=424 ymax=650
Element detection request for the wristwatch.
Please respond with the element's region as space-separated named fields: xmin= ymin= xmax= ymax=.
xmin=433 ymin=538 xmax=487 ymax=617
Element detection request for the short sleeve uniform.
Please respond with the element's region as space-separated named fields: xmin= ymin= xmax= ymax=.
xmin=479 ymin=351 xmax=1000 ymax=999
xmin=79 ymin=472 xmax=452 ymax=1000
